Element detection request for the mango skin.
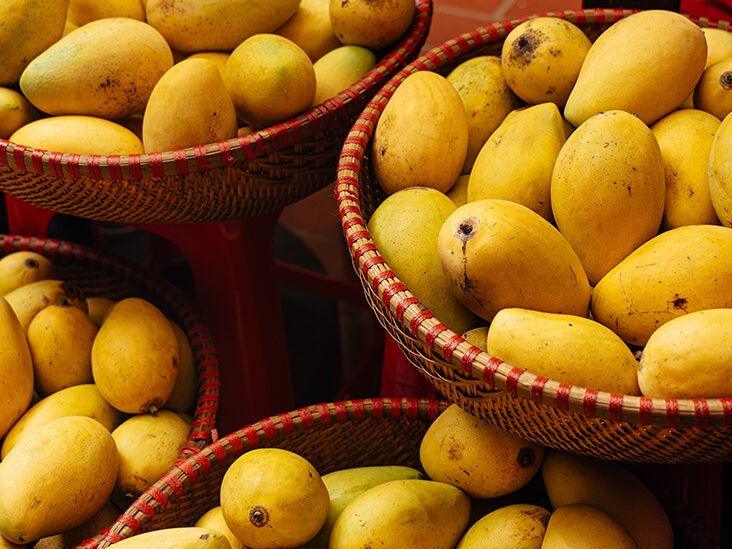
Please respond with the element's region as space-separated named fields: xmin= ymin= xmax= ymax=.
xmin=551 ymin=110 xmax=665 ymax=285
xmin=107 ymin=527 xmax=232 ymax=549
xmin=638 ymin=308 xmax=732 ymax=399
xmin=0 ymin=296 xmax=34 ymax=439
xmin=564 ymin=10 xmax=707 ymax=127
xmin=486 ymin=308 xmax=640 ymax=395
xmin=0 ymin=416 xmax=119 ymax=545
xmin=456 ymin=503 xmax=550 ymax=549
xmin=19 ymin=18 xmax=174 ymax=119
xmin=590 ymin=224 xmax=732 ymax=346
xmin=709 ymin=110 xmax=732 ymax=227
xmin=542 ymin=504 xmax=638 ymax=549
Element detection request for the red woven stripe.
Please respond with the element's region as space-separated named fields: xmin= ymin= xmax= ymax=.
xmin=342 ymin=217 xmax=366 ymax=235
xmin=352 ymin=399 xmax=366 ymax=420
xmin=12 ymin=145 xmax=26 ymax=171
xmin=428 ymin=399 xmax=441 ymax=419
xmin=0 ymin=141 xmax=7 ymax=167
xmin=128 ymin=154 xmax=143 ymax=179
xmin=694 ymin=398 xmax=711 ymax=428
xmin=425 ymin=323 xmax=447 ymax=348
xmin=461 ymin=343 xmax=482 ymax=376
xmin=299 ymin=405 xmax=313 ymax=429
xmin=48 ymin=151 xmax=64 ymax=177
xmin=383 ymin=282 xmax=409 ymax=308
xmin=368 ymin=263 xmax=392 ymax=286
xmin=394 ymin=295 xmax=419 ymax=322
xmin=333 ymin=401 xmax=348 ymax=422
xmin=608 ymin=393 xmax=624 ymax=422
xmin=665 ymin=399 xmax=680 ymax=428
xmin=194 ymin=145 xmax=209 ymax=171
xmin=241 ymin=424 xmax=260 ymax=447
xmin=404 ymin=397 xmax=419 ymax=419
xmin=555 ymin=383 xmax=572 ymax=412
xmin=339 ymin=204 xmax=363 ymax=220
xmin=483 ymin=356 xmax=503 ymax=384
xmin=115 ymin=511 xmax=142 ymax=534
xmin=209 ymin=439 xmax=228 ymax=462
xmin=638 ymin=396 xmax=654 ymax=425
xmin=161 ymin=470 xmax=185 ymax=497
xmin=353 ymin=242 xmax=377 ymax=264
xmin=149 ymin=152 xmax=165 ymax=177
xmin=87 ymin=155 xmax=102 ymax=180
xmin=260 ymin=417 xmax=278 ymax=440
xmin=371 ymin=398 xmax=384 ymax=419
xmin=217 ymin=139 xmax=236 ymax=166
xmin=723 ymin=398 xmax=732 ymax=426
xmin=280 ymin=412 xmax=296 ymax=434
xmin=505 ymin=367 xmax=524 ymax=397
xmin=441 ymin=333 xmax=462 ymax=362
xmin=173 ymin=148 xmax=189 ymax=175
xmin=145 ymin=485 xmax=169 ymax=509
xmin=531 ymin=376 xmax=549 ymax=404
xmin=107 ymin=154 xmax=123 ymax=180
xmin=31 ymin=149 xmax=44 ymax=174
xmin=409 ymin=308 xmax=433 ymax=333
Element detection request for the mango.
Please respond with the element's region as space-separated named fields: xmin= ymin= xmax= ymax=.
xmin=9 ymin=115 xmax=145 ymax=156
xmin=437 ymin=198 xmax=590 ymax=322
xmin=146 ymin=0 xmax=301 ymax=53
xmin=0 ymin=0 xmax=69 ymax=86
xmin=638 ymin=308 xmax=732 ymax=399
xmin=710 ymin=111 xmax=732 ymax=226
xmin=1 ymin=383 xmax=121 ymax=459
xmin=591 ymin=224 xmax=732 ymax=346
xmin=446 ymin=55 xmax=518 ymax=173
xmin=0 ymin=416 xmax=119 ymax=544
xmin=702 ymin=27 xmax=732 ymax=68
xmin=195 ymin=507 xmax=247 ymax=549
xmin=0 ymin=296 xmax=34 ymax=439
xmin=542 ymin=450 xmax=673 ymax=549
xmin=311 ymin=45 xmax=376 ymax=106
xmin=142 ymin=57 xmax=238 ymax=152
xmin=20 ymin=18 xmax=174 ymax=120
xmin=468 ymin=102 xmax=567 ymax=221
xmin=419 ymin=404 xmax=544 ymax=499
xmin=456 ymin=503 xmax=550 ymax=549
xmin=542 ymin=504 xmax=637 ymax=549
xmin=372 ymin=71 xmax=469 ymax=195
xmin=486 ymin=308 xmax=640 ymax=395
xmin=367 ymin=186 xmax=479 ymax=335
xmin=329 ymin=0 xmax=415 ymax=49
xmin=329 ymin=478 xmax=471 ymax=549
xmin=0 ymin=251 xmax=55 ymax=297
xmin=67 ymin=0 xmax=146 ymax=25
xmin=91 ymin=297 xmax=180 ymax=414
xmin=694 ymin=57 xmax=732 ymax=121
xmin=106 ymin=527 xmax=232 ymax=549
xmin=564 ymin=10 xmax=707 ymax=127
xmin=3 ymin=279 xmax=87 ymax=332
xmin=501 ymin=16 xmax=591 ymax=108
xmin=275 ymin=0 xmax=341 ymax=61
xmin=165 ymin=321 xmax=199 ymax=414
xmin=0 ymin=88 xmax=39 ymax=140
xmin=551 ymin=110 xmax=665 ymax=284
xmin=651 ymin=108 xmax=721 ymax=229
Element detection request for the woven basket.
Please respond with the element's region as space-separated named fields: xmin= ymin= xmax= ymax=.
xmin=78 ymin=398 xmax=448 ymax=548
xmin=0 ymin=1 xmax=432 ymax=224
xmin=336 ymin=9 xmax=732 ymax=464
xmin=0 ymin=234 xmax=219 ymax=451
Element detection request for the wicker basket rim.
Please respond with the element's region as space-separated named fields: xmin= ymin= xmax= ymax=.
xmin=336 ymin=8 xmax=732 ymax=430
xmin=0 ymin=0 xmax=433 ymax=182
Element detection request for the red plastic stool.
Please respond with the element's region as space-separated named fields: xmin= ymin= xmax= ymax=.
xmin=5 ymin=195 xmax=293 ymax=435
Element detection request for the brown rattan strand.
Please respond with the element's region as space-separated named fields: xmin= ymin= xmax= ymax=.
xmin=336 ymin=9 xmax=732 ymax=464
xmin=80 ymin=398 xmax=448 ymax=549
xmin=0 ymin=234 xmax=220 ymax=452
xmin=0 ymin=0 xmax=433 ymax=224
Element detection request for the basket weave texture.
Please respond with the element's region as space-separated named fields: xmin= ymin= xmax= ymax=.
xmin=0 ymin=0 xmax=432 ymax=224
xmin=79 ymin=397 xmax=448 ymax=548
xmin=336 ymin=9 xmax=732 ymax=464
xmin=0 ymin=234 xmax=220 ymax=452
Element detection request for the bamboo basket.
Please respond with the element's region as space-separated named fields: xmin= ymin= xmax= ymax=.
xmin=336 ymin=9 xmax=732 ymax=464
xmin=0 ymin=234 xmax=219 ymax=452
xmin=0 ymin=1 xmax=432 ymax=224
xmin=79 ymin=398 xmax=449 ymax=548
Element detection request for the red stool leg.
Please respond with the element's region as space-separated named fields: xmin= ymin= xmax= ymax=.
xmin=379 ymin=335 xmax=438 ymax=398
xmin=134 ymin=216 xmax=294 ymax=434
xmin=4 ymin=196 xmax=57 ymax=235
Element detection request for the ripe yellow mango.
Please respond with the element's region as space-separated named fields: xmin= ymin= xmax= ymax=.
xmin=67 ymin=0 xmax=146 ymax=26
xmin=367 ymin=186 xmax=479 ymax=335
xmin=446 ymin=55 xmax=518 ymax=173
xmin=329 ymin=0 xmax=415 ymax=50
xmin=20 ymin=18 xmax=174 ymax=120
xmin=311 ymin=45 xmax=376 ymax=107
xmin=106 ymin=527 xmax=232 ymax=549
xmin=651 ymin=108 xmax=721 ymax=229
xmin=0 ymin=416 xmax=119 ymax=545
xmin=486 ymin=308 xmax=640 ymax=395
xmin=0 ymin=296 xmax=34 ymax=439
xmin=437 ymin=198 xmax=590 ymax=322
xmin=702 ymin=27 xmax=732 ymax=68
xmin=457 ymin=503 xmax=550 ymax=549
xmin=195 ymin=506 xmax=250 ymax=549
xmin=564 ymin=10 xmax=707 ymax=127
xmin=710 ymin=110 xmax=732 ymax=226
xmin=142 ymin=57 xmax=238 ymax=152
xmin=694 ymin=57 xmax=732 ymax=121
xmin=372 ymin=71 xmax=469 ymax=195
xmin=468 ymin=102 xmax=568 ymax=221
xmin=591 ymin=224 xmax=732 ymax=346
xmin=551 ymin=110 xmax=665 ymax=284
xmin=276 ymin=0 xmax=341 ymax=61
xmin=1 ymin=383 xmax=121 ymax=460
xmin=638 ymin=308 xmax=732 ymax=399
xmin=91 ymin=297 xmax=180 ymax=414
xmin=146 ymin=0 xmax=301 ymax=53
xmin=542 ymin=504 xmax=638 ymax=549
xmin=0 ymin=88 xmax=39 ymax=140
xmin=0 ymin=0 xmax=69 ymax=86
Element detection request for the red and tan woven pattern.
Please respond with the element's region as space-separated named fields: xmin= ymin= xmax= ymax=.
xmin=336 ymin=9 xmax=732 ymax=464
xmin=0 ymin=234 xmax=219 ymax=451
xmin=0 ymin=0 xmax=432 ymax=224
xmin=78 ymin=398 xmax=448 ymax=548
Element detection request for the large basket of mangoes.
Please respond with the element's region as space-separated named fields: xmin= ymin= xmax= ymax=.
xmin=72 ymin=398 xmax=702 ymax=549
xmin=0 ymin=234 xmax=220 ymax=546
xmin=0 ymin=0 xmax=431 ymax=223
xmin=336 ymin=8 xmax=732 ymax=463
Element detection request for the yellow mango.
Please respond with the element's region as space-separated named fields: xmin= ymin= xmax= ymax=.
xmin=146 ymin=0 xmax=301 ymax=53
xmin=186 ymin=52 xmax=230 ymax=79
xmin=0 ymin=251 xmax=55 ymax=297
xmin=311 ymin=45 xmax=376 ymax=106
xmin=0 ymin=416 xmax=119 ymax=545
xmin=20 ymin=18 xmax=174 ymax=120
xmin=694 ymin=57 xmax=732 ymax=121
xmin=437 ymin=198 xmax=590 ymax=322
xmin=710 ymin=111 xmax=732 ymax=226
xmin=329 ymin=0 xmax=414 ymax=50
xmin=638 ymin=308 xmax=732 ymax=399
xmin=564 ymin=10 xmax=707 ymax=127
xmin=542 ymin=504 xmax=637 ymax=549
xmin=142 ymin=57 xmax=238 ymax=152
xmin=275 ymin=0 xmax=341 ymax=61
xmin=468 ymin=102 xmax=567 ymax=221
xmin=0 ymin=296 xmax=34 ymax=439
xmin=372 ymin=71 xmax=469 ymax=195
xmin=165 ymin=321 xmax=198 ymax=414
xmin=651 ymin=108 xmax=721 ymax=229
xmin=91 ymin=297 xmax=179 ymax=414
xmin=446 ymin=55 xmax=518 ymax=173
xmin=1 ymin=383 xmax=122 ymax=460
xmin=67 ymin=0 xmax=146 ymax=26
xmin=368 ymin=186 xmax=479 ymax=335
xmin=456 ymin=504 xmax=550 ymax=549
xmin=0 ymin=0 xmax=69 ymax=86
xmin=551 ymin=110 xmax=665 ymax=284
xmin=591 ymin=224 xmax=732 ymax=346
xmin=105 ymin=527 xmax=232 ymax=549
xmin=702 ymin=27 xmax=732 ymax=68
xmin=195 ymin=507 xmax=247 ymax=549
xmin=0 ymin=88 xmax=39 ymax=140
xmin=486 ymin=308 xmax=640 ymax=395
